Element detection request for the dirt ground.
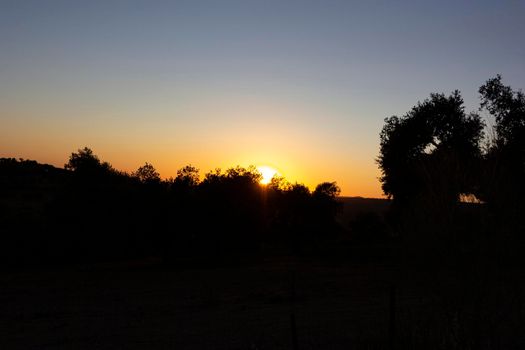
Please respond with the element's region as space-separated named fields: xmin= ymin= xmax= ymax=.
xmin=1 ymin=257 xmax=437 ymax=350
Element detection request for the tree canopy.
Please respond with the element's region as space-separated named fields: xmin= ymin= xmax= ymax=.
xmin=133 ymin=162 xmax=161 ymax=184
xmin=378 ymin=91 xmax=484 ymax=204
xmin=64 ymin=147 xmax=113 ymax=177
xmin=479 ymin=75 xmax=525 ymax=206
xmin=479 ymin=75 xmax=525 ymax=150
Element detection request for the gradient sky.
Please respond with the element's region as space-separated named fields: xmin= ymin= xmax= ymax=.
xmin=1 ymin=0 xmax=524 ymax=197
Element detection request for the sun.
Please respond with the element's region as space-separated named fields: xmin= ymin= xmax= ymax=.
xmin=257 ymin=165 xmax=279 ymax=185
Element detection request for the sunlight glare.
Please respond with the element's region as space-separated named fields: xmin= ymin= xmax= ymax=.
xmin=257 ymin=165 xmax=279 ymax=185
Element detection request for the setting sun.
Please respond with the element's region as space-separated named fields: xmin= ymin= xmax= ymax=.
xmin=257 ymin=165 xmax=279 ymax=185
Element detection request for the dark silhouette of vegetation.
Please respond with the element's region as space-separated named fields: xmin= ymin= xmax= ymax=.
xmin=3 ymin=76 xmax=525 ymax=349
xmin=375 ymin=76 xmax=525 ymax=349
xmin=378 ymin=91 xmax=484 ymax=206
xmin=377 ymin=91 xmax=486 ymax=270
xmin=133 ymin=162 xmax=161 ymax=184
xmin=377 ymin=76 xmax=523 ymax=244
xmin=64 ymin=147 xmax=114 ymax=177
xmin=479 ymin=75 xmax=525 ymax=218
xmin=378 ymin=75 xmax=524 ymax=221
xmin=0 ymin=149 xmax=341 ymax=266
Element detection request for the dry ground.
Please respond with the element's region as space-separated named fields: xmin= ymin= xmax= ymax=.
xmin=1 ymin=258 xmax=436 ymax=350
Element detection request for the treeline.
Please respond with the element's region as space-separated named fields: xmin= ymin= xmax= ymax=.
xmin=0 ymin=150 xmax=341 ymax=266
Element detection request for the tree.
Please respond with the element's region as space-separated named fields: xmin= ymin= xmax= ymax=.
xmin=268 ymin=175 xmax=289 ymax=192
xmin=133 ymin=162 xmax=160 ymax=184
xmin=378 ymin=91 xmax=484 ymax=204
xmin=312 ymin=182 xmax=341 ymax=226
xmin=313 ymin=182 xmax=341 ymax=199
xmin=479 ymin=75 xmax=525 ymax=149
xmin=64 ymin=147 xmax=113 ymax=176
xmin=479 ymin=75 xmax=525 ymax=207
xmin=225 ymin=165 xmax=262 ymax=184
xmin=174 ymin=165 xmax=200 ymax=188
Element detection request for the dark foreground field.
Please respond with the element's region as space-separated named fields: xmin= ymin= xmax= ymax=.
xmin=2 ymin=258 xmax=444 ymax=350
xmin=6 ymin=254 xmax=523 ymax=349
xmin=3 ymin=196 xmax=525 ymax=349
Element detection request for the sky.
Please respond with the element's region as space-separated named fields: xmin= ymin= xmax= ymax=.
xmin=1 ymin=0 xmax=524 ymax=197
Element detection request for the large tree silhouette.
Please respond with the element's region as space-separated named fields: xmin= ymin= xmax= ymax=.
xmin=480 ymin=75 xmax=525 ymax=149
xmin=479 ymin=75 xmax=525 ymax=212
xmin=378 ymin=91 xmax=484 ymax=205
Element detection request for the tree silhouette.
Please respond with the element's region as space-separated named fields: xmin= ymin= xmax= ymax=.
xmin=3 ymin=146 xmax=343 ymax=265
xmin=64 ymin=147 xmax=113 ymax=178
xmin=378 ymin=91 xmax=484 ymax=205
xmin=313 ymin=182 xmax=341 ymax=220
xmin=313 ymin=181 xmax=341 ymax=199
xmin=133 ymin=162 xmax=160 ymax=184
xmin=480 ymin=75 xmax=525 ymax=149
xmin=173 ymin=165 xmax=200 ymax=188
xmin=479 ymin=75 xmax=525 ymax=214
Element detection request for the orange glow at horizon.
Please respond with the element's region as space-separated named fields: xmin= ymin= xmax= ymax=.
xmin=0 ymin=113 xmax=385 ymax=198
xmin=0 ymin=143 xmax=386 ymax=199
xmin=0 ymin=136 xmax=385 ymax=198
xmin=1 ymin=1 xmax=522 ymax=202
xmin=257 ymin=165 xmax=279 ymax=185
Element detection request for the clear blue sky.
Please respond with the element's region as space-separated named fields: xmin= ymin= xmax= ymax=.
xmin=1 ymin=0 xmax=524 ymax=196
